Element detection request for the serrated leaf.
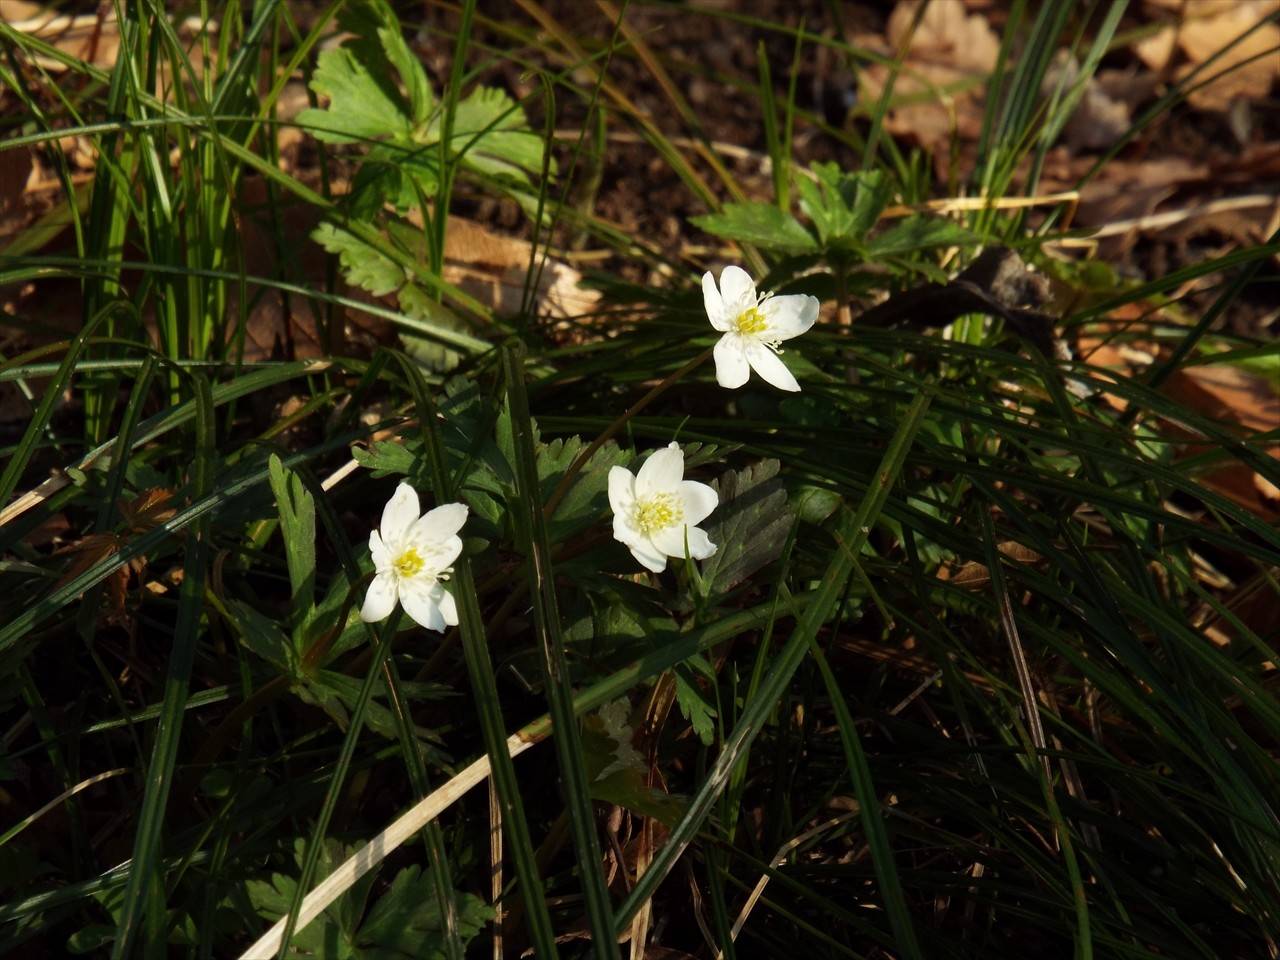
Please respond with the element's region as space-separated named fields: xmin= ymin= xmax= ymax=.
xmin=543 ymin=438 xmax=629 ymax=542
xmin=302 ymin=670 xmax=402 ymax=740
xmin=561 ymin=582 xmax=678 ymax=675
xmin=297 ymin=46 xmax=410 ymax=145
xmin=798 ymin=164 xmax=891 ymax=246
xmin=674 ymin=657 xmax=717 ymax=746
xmin=224 ymin=598 xmax=297 ymax=675
xmin=268 ymin=454 xmax=316 ymax=622
xmin=431 ymin=86 xmax=547 ymax=184
xmin=337 ymin=0 xmax=433 ymax=124
xmin=356 ymin=865 xmax=492 ymax=958
xmin=580 ymin=702 xmax=687 ymax=824
xmin=245 ymin=838 xmax=377 ymax=959
xmin=867 ymin=216 xmax=975 ymax=259
xmin=399 ymin=283 xmax=467 ymax=373
xmin=353 ymin=439 xmax=420 ymax=480
xmin=313 ymin=223 xmax=405 ymax=297
xmin=690 ymin=202 xmax=818 ymax=253
xmin=699 ymin=459 xmax=793 ymax=595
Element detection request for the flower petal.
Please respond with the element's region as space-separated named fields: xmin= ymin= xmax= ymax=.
xmin=713 ymin=334 xmax=751 ymax=389
xmin=744 ymin=341 xmax=800 ymax=392
xmin=434 ymin=583 xmax=459 ymax=627
xmin=399 ymin=577 xmax=446 ymax=632
xmin=685 ymin=525 xmax=717 ymax=560
xmin=636 ymin=441 xmax=684 ymax=497
xmin=649 ymin=524 xmax=687 ymax=558
xmin=762 ymin=294 xmax=819 ymax=340
xmin=412 ymin=502 xmax=468 ymax=544
xmin=608 ymin=465 xmax=636 ymax=516
xmin=649 ymin=523 xmax=716 ymax=561
xmin=613 ymin=512 xmax=643 ymax=546
xmin=679 ymin=480 xmax=718 ymax=526
xmin=380 ymin=482 xmax=420 ymax=544
xmin=702 ymin=271 xmax=729 ymax=331
xmin=718 ymin=265 xmax=756 ymax=314
xmin=629 ymin=540 xmax=669 ymax=573
xmin=431 ymin=535 xmax=463 ymax=571
xmin=360 ymin=572 xmax=398 ymax=623
xmin=369 ymin=530 xmax=391 ymax=573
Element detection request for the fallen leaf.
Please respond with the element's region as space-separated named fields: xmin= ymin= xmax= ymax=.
xmin=1174 ymin=2 xmax=1280 ymax=111
xmin=855 ymin=0 xmax=999 ymax=152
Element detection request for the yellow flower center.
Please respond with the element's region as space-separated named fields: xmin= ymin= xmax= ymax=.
xmin=393 ymin=547 xmax=425 ymax=579
xmin=633 ymin=493 xmax=683 ymax=536
xmin=734 ymin=306 xmax=768 ymax=336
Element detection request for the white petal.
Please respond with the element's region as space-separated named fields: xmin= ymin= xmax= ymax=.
xmin=608 ymin=466 xmax=636 ymax=516
xmin=369 ymin=530 xmax=391 ymax=573
xmin=744 ymin=341 xmax=800 ymax=392
xmin=380 ymin=482 xmax=420 ymax=544
xmin=650 ymin=525 xmax=688 ymax=558
xmin=718 ymin=265 xmax=756 ymax=314
xmin=435 ymin=584 xmax=458 ymax=627
xmin=411 ymin=502 xmax=468 ymax=544
xmin=636 ymin=442 xmax=684 ymax=497
xmin=685 ymin=525 xmax=717 ymax=560
xmin=649 ymin=524 xmax=716 ymax=561
xmin=762 ymin=294 xmax=819 ymax=340
xmin=360 ymin=573 xmax=398 ymax=623
xmin=438 ymin=535 xmax=464 ymax=569
xmin=629 ymin=540 xmax=668 ymax=573
xmin=702 ymin=271 xmax=729 ymax=331
xmin=399 ymin=577 xmax=446 ymax=632
xmin=713 ymin=334 xmax=750 ymax=389
xmin=613 ymin=513 xmax=643 ymax=546
xmin=679 ymin=480 xmax=718 ymax=526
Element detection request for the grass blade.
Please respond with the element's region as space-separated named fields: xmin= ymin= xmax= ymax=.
xmin=501 ymin=343 xmax=619 ymax=957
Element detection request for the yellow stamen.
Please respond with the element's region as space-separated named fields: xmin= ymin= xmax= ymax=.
xmin=393 ymin=547 xmax=425 ymax=578
xmin=733 ymin=306 xmax=768 ymax=336
xmin=633 ymin=493 xmax=683 ymax=535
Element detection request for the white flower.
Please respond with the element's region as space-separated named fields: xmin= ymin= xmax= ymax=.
xmin=702 ymin=264 xmax=818 ymax=392
xmin=360 ymin=482 xmax=467 ymax=633
xmin=608 ymin=442 xmax=718 ymax=573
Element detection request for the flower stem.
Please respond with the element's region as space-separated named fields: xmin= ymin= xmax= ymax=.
xmin=543 ymin=345 xmax=714 ymax=517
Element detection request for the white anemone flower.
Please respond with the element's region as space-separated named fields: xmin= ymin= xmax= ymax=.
xmin=609 ymin=442 xmax=718 ymax=573
xmin=360 ymin=482 xmax=467 ymax=633
xmin=702 ymin=264 xmax=819 ymax=392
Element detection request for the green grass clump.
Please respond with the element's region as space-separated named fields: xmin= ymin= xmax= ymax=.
xmin=1 ymin=2 xmax=1278 ymax=958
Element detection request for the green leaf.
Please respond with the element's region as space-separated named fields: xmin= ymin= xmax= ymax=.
xmin=674 ymin=656 xmax=717 ymax=746
xmin=581 ymin=701 xmax=687 ymax=824
xmin=798 ymin=164 xmax=891 ymax=246
xmin=352 ymin=440 xmax=420 ymax=480
xmin=313 ymin=223 xmax=405 ymax=297
xmin=224 ymin=599 xmax=298 ymax=675
xmin=690 ymin=202 xmax=818 ymax=254
xmin=268 ymin=454 xmax=316 ymax=623
xmin=699 ymin=459 xmax=793 ymax=596
xmin=399 ymin=283 xmax=468 ymax=373
xmin=297 ymin=46 xmax=410 ymax=145
xmin=337 ymin=0 xmax=433 ymax=125
xmin=357 ymin=865 xmax=492 ymax=959
xmin=795 ymin=485 xmax=842 ymax=524
xmin=431 ymin=85 xmax=547 ymax=184
xmin=867 ymin=217 xmax=975 ymax=259
xmin=246 ymin=839 xmax=375 ymax=959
